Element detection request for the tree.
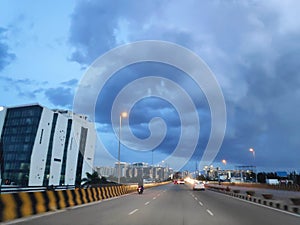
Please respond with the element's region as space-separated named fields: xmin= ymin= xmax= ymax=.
xmin=257 ymin=172 xmax=266 ymax=183
xmin=196 ymin=174 xmax=206 ymax=181
xmin=81 ymin=171 xmax=101 ymax=187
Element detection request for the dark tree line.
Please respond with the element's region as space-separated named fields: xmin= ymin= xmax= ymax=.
xmin=81 ymin=171 xmax=116 ymax=187
xmin=257 ymin=171 xmax=300 ymax=184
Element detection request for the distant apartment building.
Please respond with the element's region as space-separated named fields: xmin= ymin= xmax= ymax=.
xmin=114 ymin=162 xmax=129 ymax=178
xmin=110 ymin=162 xmax=171 ymax=182
xmin=0 ymin=104 xmax=96 ymax=186
xmin=94 ymin=166 xmax=115 ymax=177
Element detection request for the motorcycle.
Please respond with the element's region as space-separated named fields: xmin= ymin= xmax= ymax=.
xmin=137 ymin=186 xmax=144 ymax=194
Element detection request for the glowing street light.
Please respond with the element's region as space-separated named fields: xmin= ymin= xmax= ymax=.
xmin=117 ymin=112 xmax=128 ymax=184
xmin=249 ymin=148 xmax=255 ymax=159
xmin=218 ymin=159 xmax=227 ymax=184
xmin=222 ymin=159 xmax=227 ymax=165
xmin=249 ymin=148 xmax=257 ymax=183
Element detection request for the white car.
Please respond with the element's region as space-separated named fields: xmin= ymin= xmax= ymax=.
xmin=193 ymin=181 xmax=205 ymax=191
xmin=178 ymin=179 xmax=185 ymax=184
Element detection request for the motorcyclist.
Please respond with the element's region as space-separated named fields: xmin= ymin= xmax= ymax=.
xmin=137 ymin=179 xmax=144 ymax=194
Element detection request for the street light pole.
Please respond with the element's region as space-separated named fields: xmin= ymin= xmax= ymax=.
xmin=222 ymin=159 xmax=227 ymax=166
xmin=118 ymin=112 xmax=127 ymax=184
xmin=249 ymin=148 xmax=257 ymax=183
xmin=152 ymin=149 xmax=154 ymax=166
xmin=249 ymin=148 xmax=255 ymax=159
xmin=222 ymin=159 xmax=227 ymax=182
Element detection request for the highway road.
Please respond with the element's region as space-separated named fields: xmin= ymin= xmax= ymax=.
xmin=2 ymin=183 xmax=299 ymax=225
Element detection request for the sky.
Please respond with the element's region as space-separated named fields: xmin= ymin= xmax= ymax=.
xmin=0 ymin=0 xmax=300 ymax=172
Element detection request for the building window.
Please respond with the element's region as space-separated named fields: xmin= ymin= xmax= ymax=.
xmin=0 ymin=105 xmax=43 ymax=185
xmin=43 ymin=113 xmax=58 ymax=186
xmin=75 ymin=127 xmax=88 ymax=185
xmin=39 ymin=129 xmax=44 ymax=144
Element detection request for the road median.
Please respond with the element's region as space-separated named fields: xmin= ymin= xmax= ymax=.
xmin=206 ymin=183 xmax=300 ymax=215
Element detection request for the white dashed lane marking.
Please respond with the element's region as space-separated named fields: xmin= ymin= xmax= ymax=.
xmin=128 ymin=209 xmax=139 ymax=215
xmin=206 ymin=209 xmax=214 ymax=216
xmin=145 ymin=201 xmax=150 ymax=205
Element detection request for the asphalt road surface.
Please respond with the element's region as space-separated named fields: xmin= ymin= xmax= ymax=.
xmin=2 ymin=183 xmax=299 ymax=225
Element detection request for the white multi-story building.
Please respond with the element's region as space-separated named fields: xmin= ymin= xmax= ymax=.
xmin=111 ymin=162 xmax=171 ymax=182
xmin=94 ymin=166 xmax=115 ymax=177
xmin=0 ymin=104 xmax=96 ymax=186
xmin=114 ymin=162 xmax=129 ymax=178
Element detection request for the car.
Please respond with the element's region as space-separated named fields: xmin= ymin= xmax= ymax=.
xmin=193 ymin=181 xmax=205 ymax=190
xmin=178 ymin=179 xmax=185 ymax=184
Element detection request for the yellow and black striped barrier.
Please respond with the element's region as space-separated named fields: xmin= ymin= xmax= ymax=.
xmin=0 ymin=185 xmax=127 ymax=222
xmin=0 ymin=182 xmax=171 ymax=222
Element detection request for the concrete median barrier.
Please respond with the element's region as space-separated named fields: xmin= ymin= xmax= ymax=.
xmin=0 ymin=182 xmax=171 ymax=222
xmin=126 ymin=181 xmax=172 ymax=193
xmin=206 ymin=184 xmax=300 ymax=215
xmin=0 ymin=185 xmax=128 ymax=222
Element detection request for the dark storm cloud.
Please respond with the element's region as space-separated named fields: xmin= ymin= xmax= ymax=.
xmin=217 ymin=31 xmax=300 ymax=169
xmin=0 ymin=27 xmax=16 ymax=71
xmin=68 ymin=0 xmax=165 ymax=64
xmin=61 ymin=78 xmax=78 ymax=87
xmin=1 ymin=75 xmax=74 ymax=109
xmin=0 ymin=76 xmax=45 ymax=100
xmin=69 ymin=0 xmax=300 ymax=170
xmin=44 ymin=87 xmax=73 ymax=108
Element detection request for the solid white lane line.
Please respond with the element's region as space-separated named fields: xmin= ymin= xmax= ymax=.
xmin=128 ymin=209 xmax=139 ymax=215
xmin=145 ymin=201 xmax=150 ymax=205
xmin=206 ymin=209 xmax=214 ymax=216
xmin=199 ymin=201 xmax=203 ymax=206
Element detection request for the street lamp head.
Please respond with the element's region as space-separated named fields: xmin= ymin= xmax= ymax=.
xmin=222 ymin=159 xmax=227 ymax=165
xmin=249 ymin=148 xmax=254 ymax=152
xmin=121 ymin=112 xmax=128 ymax=118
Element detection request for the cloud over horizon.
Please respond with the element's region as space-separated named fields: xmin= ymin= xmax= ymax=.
xmin=67 ymin=0 xmax=300 ymax=170
xmin=1 ymin=0 xmax=300 ymax=171
xmin=0 ymin=27 xmax=16 ymax=71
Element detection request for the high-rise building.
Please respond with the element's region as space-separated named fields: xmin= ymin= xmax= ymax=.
xmin=110 ymin=161 xmax=171 ymax=182
xmin=0 ymin=104 xmax=96 ymax=186
xmin=94 ymin=166 xmax=115 ymax=177
xmin=114 ymin=162 xmax=128 ymax=178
